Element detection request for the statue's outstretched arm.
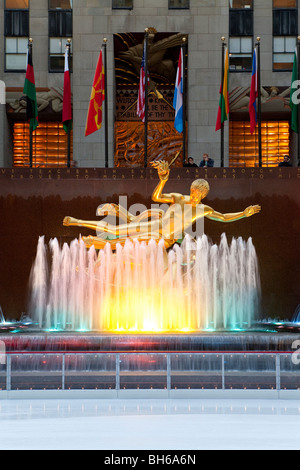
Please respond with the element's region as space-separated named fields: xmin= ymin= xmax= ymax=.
xmin=205 ymin=205 xmax=261 ymax=223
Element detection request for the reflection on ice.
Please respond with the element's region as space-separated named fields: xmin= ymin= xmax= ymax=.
xmin=0 ymin=398 xmax=300 ymax=450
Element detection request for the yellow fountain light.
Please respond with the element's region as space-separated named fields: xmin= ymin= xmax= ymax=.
xmin=99 ymin=285 xmax=196 ymax=333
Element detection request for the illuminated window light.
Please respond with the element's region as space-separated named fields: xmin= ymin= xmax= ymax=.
xmin=13 ymin=122 xmax=73 ymax=168
xmin=229 ymin=120 xmax=290 ymax=167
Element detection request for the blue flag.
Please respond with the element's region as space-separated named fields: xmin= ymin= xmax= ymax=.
xmin=173 ymin=48 xmax=183 ymax=133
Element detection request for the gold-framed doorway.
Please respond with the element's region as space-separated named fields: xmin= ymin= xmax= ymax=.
xmin=113 ymin=31 xmax=187 ymax=167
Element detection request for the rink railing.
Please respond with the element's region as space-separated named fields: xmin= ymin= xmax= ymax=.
xmin=1 ymin=351 xmax=299 ymax=392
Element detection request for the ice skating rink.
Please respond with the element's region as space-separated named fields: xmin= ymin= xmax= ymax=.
xmin=0 ymin=397 xmax=299 ymax=450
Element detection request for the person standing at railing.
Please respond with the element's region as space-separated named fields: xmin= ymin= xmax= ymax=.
xmin=278 ymin=155 xmax=292 ymax=167
xmin=199 ymin=153 xmax=214 ymax=168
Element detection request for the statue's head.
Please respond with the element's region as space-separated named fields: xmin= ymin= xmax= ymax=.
xmin=190 ymin=179 xmax=210 ymax=203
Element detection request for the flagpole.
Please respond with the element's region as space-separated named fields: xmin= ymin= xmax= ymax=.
xmin=256 ymin=37 xmax=262 ymax=167
xmin=297 ymin=36 xmax=300 ymax=167
xmin=66 ymin=39 xmax=72 ymax=168
xmin=144 ymin=28 xmax=149 ymax=168
xmin=182 ymin=38 xmax=187 ymax=165
xmin=103 ymin=38 xmax=109 ymax=168
xmin=28 ymin=38 xmax=33 ymax=168
xmin=220 ymin=37 xmax=226 ymax=168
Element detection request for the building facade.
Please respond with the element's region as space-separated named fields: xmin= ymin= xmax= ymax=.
xmin=0 ymin=0 xmax=299 ymax=168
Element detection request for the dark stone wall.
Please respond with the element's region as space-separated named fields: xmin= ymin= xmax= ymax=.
xmin=0 ymin=166 xmax=299 ymax=321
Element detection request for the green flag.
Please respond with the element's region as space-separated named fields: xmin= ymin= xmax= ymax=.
xmin=23 ymin=44 xmax=39 ymax=132
xmin=290 ymin=49 xmax=298 ymax=134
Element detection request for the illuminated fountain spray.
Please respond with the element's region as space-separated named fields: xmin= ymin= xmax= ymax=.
xmin=29 ymin=234 xmax=260 ymax=332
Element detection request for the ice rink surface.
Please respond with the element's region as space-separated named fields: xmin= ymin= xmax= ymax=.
xmin=0 ymin=397 xmax=299 ymax=451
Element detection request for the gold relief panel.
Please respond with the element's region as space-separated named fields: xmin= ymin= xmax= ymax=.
xmin=114 ymin=121 xmax=185 ymax=168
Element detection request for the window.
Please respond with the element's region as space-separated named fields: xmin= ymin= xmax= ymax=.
xmin=13 ymin=122 xmax=73 ymax=168
xmin=273 ymin=36 xmax=296 ymax=70
xmin=229 ymin=37 xmax=252 ymax=71
xmin=5 ymin=0 xmax=28 ymax=7
xmin=4 ymin=0 xmax=29 ymax=71
xmin=273 ymin=0 xmax=298 ymax=70
xmin=229 ymin=0 xmax=253 ymax=7
xmin=49 ymin=38 xmax=72 ymax=72
xmin=112 ymin=0 xmax=133 ymax=8
xmin=168 ymin=0 xmax=190 ymax=9
xmin=229 ymin=121 xmax=290 ymax=167
xmin=49 ymin=0 xmax=72 ymax=7
xmin=49 ymin=0 xmax=72 ymax=72
xmin=273 ymin=0 xmax=296 ymax=7
xmin=229 ymin=0 xmax=253 ymax=71
xmin=273 ymin=9 xmax=298 ymax=35
xmin=5 ymin=37 xmax=28 ymax=71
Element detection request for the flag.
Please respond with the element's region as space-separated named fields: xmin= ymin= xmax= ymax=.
xmin=249 ymin=48 xmax=258 ymax=135
xmin=290 ymin=48 xmax=298 ymax=133
xmin=215 ymin=47 xmax=229 ymax=131
xmin=23 ymin=44 xmax=38 ymax=132
xmin=62 ymin=44 xmax=72 ymax=134
xmin=137 ymin=41 xmax=148 ymax=123
xmin=85 ymin=50 xmax=105 ymax=137
xmin=173 ymin=48 xmax=184 ymax=133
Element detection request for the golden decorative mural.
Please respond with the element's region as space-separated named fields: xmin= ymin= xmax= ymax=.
xmin=114 ymin=31 xmax=187 ymax=168
xmin=114 ymin=121 xmax=185 ymax=167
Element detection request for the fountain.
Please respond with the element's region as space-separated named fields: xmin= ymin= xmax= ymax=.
xmin=1 ymin=161 xmax=299 ymax=355
xmin=29 ymin=233 xmax=260 ymax=333
xmin=292 ymin=305 xmax=300 ymax=323
xmin=2 ymin=230 xmax=298 ymax=354
xmin=0 ymin=306 xmax=5 ymax=325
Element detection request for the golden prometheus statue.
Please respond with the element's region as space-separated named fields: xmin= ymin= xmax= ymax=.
xmin=63 ymin=160 xmax=261 ymax=250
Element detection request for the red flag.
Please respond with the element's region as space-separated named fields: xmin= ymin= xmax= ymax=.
xmin=23 ymin=44 xmax=39 ymax=131
xmin=62 ymin=44 xmax=72 ymax=133
xmin=137 ymin=41 xmax=148 ymax=122
xmin=85 ymin=50 xmax=105 ymax=137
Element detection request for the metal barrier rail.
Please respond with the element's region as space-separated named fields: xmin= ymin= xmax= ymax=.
xmin=1 ymin=351 xmax=299 ymax=392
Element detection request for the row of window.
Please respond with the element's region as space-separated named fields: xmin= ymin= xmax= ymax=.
xmin=230 ymin=0 xmax=298 ymax=71
xmin=111 ymin=0 xmax=190 ymax=9
xmin=5 ymin=36 xmax=72 ymax=72
xmin=5 ymin=0 xmax=190 ymax=10
xmin=4 ymin=0 xmax=297 ymax=10
xmin=4 ymin=0 xmax=299 ymax=73
xmin=5 ymin=0 xmax=72 ymax=72
xmin=13 ymin=120 xmax=289 ymax=168
xmin=230 ymin=35 xmax=297 ymax=72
